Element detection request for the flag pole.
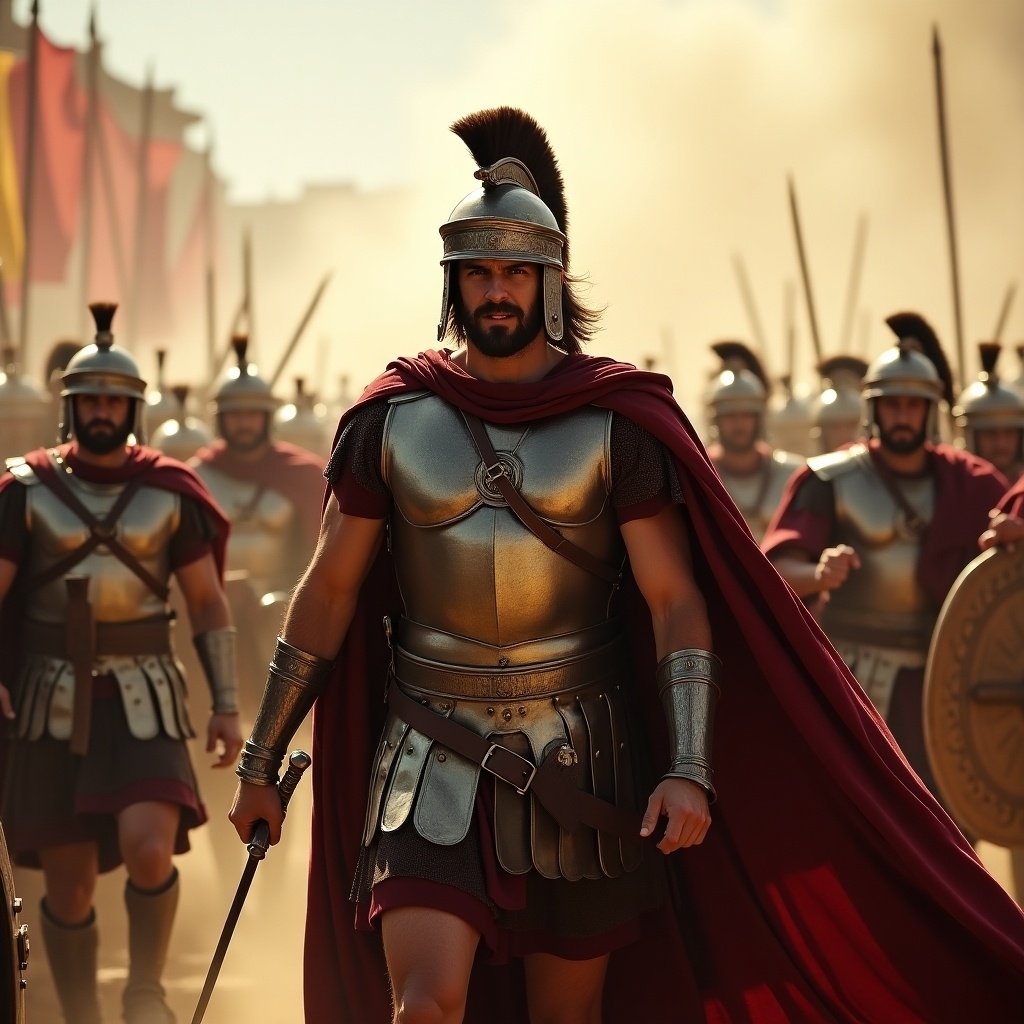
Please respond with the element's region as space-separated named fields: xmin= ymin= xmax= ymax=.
xmin=77 ymin=7 xmax=100 ymax=338
xmin=127 ymin=63 xmax=154 ymax=344
xmin=16 ymin=0 xmax=40 ymax=365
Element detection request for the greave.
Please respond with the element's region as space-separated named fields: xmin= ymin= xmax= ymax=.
xmin=40 ymin=899 xmax=103 ymax=1024
xmin=123 ymin=869 xmax=179 ymax=1024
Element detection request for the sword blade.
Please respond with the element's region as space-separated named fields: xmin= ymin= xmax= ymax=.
xmin=190 ymin=849 xmax=261 ymax=1024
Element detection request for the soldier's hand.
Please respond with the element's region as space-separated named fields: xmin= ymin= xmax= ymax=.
xmin=641 ymin=777 xmax=711 ymax=854
xmin=229 ymin=781 xmax=285 ymax=847
xmin=815 ymin=544 xmax=860 ymax=592
xmin=0 ymin=684 xmax=14 ymax=721
xmin=979 ymin=512 xmax=1024 ymax=551
xmin=207 ymin=712 xmax=244 ymax=768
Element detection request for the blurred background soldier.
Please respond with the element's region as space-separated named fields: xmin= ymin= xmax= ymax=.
xmin=150 ymin=385 xmax=214 ymax=464
xmin=953 ymin=342 xmax=1024 ymax=486
xmin=762 ymin=313 xmax=1007 ymax=797
xmin=808 ymin=355 xmax=867 ymax=454
xmin=0 ymin=345 xmax=50 ymax=463
xmin=191 ymin=335 xmax=325 ymax=604
xmin=0 ymin=303 xmax=240 ymax=1024
xmin=705 ymin=340 xmax=804 ymax=540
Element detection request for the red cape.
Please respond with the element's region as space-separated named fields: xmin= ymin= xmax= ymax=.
xmin=304 ymin=351 xmax=1024 ymax=1023
xmin=761 ymin=441 xmax=1008 ymax=606
xmin=191 ymin=438 xmax=326 ymax=547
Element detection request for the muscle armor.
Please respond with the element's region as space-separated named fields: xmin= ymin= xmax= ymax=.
xmin=809 ymin=444 xmax=936 ymax=716
xmin=716 ymin=449 xmax=803 ymax=541
xmin=191 ymin=462 xmax=297 ymax=595
xmin=9 ymin=455 xmax=194 ymax=744
xmin=366 ymin=393 xmax=643 ymax=881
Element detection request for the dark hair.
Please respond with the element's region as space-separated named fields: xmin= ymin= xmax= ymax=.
xmin=441 ymin=266 xmax=603 ymax=356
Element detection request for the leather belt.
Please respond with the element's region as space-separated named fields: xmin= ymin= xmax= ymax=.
xmin=24 ymin=616 xmax=174 ymax=659
xmin=393 ymin=638 xmax=626 ymax=700
xmin=387 ymin=682 xmax=643 ymax=840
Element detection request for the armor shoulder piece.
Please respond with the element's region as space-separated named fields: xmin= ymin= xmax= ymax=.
xmin=807 ymin=443 xmax=870 ymax=483
xmin=4 ymin=456 xmax=41 ymax=486
xmin=386 ymin=390 xmax=431 ymax=407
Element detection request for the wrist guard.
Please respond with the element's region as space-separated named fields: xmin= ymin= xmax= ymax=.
xmin=193 ymin=628 xmax=239 ymax=715
xmin=236 ymin=637 xmax=332 ymax=786
xmin=656 ymin=649 xmax=720 ymax=801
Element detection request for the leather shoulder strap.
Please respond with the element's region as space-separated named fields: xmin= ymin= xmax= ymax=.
xmin=460 ymin=410 xmax=622 ymax=587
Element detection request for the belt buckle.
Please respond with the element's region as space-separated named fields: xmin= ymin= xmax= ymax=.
xmin=484 ymin=462 xmax=507 ymax=485
xmin=481 ymin=743 xmax=536 ymax=796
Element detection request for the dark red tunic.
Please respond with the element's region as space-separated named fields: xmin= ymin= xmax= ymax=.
xmin=305 ymin=351 xmax=1024 ymax=1023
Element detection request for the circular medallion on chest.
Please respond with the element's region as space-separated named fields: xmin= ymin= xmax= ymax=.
xmin=474 ymin=451 xmax=524 ymax=507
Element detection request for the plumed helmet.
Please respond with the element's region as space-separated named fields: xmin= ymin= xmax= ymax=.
xmin=59 ymin=303 xmax=146 ymax=442
xmin=213 ymin=335 xmax=279 ymax=415
xmin=707 ymin=340 xmax=768 ymax=418
xmin=275 ymin=377 xmax=330 ymax=457
xmin=708 ymin=369 xmax=767 ymax=416
xmin=144 ymin=349 xmax=178 ymax=438
xmin=877 ymin=312 xmax=955 ymax=405
xmin=439 ymin=107 xmax=569 ymax=345
xmin=862 ymin=343 xmax=944 ymax=403
xmin=151 ymin=385 xmax=213 ymax=461
xmin=953 ymin=343 xmax=1024 ymax=446
xmin=810 ymin=355 xmax=867 ymax=449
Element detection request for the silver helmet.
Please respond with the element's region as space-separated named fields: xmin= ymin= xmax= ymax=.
xmin=810 ymin=355 xmax=867 ymax=452
xmin=60 ymin=302 xmax=146 ymax=443
xmin=706 ymin=340 xmax=768 ymax=439
xmin=213 ymin=336 xmax=279 ymax=416
xmin=439 ymin=108 xmax=598 ymax=352
xmin=953 ymin=342 xmax=1024 ymax=449
xmin=151 ymin=385 xmax=214 ymax=461
xmin=0 ymin=346 xmax=50 ymax=460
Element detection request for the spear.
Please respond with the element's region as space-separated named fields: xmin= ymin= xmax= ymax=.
xmin=932 ymin=25 xmax=966 ymax=388
xmin=787 ymin=176 xmax=824 ymax=365
xmin=77 ymin=9 xmax=100 ymax=339
xmin=17 ymin=0 xmax=40 ymax=364
xmin=838 ymin=213 xmax=868 ymax=354
xmin=730 ymin=252 xmax=768 ymax=355
xmin=268 ymin=271 xmax=333 ymax=389
xmin=127 ymin=64 xmax=155 ymax=343
xmin=992 ymin=282 xmax=1016 ymax=343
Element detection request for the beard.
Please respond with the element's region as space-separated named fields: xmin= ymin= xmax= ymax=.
xmin=221 ymin=416 xmax=271 ymax=453
xmin=718 ymin=429 xmax=758 ymax=455
xmin=879 ymin=422 xmax=928 ymax=455
xmin=77 ymin=416 xmax=133 ymax=454
xmin=458 ymin=296 xmax=545 ymax=358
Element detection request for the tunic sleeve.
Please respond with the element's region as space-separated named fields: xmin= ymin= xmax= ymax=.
xmin=760 ymin=470 xmax=835 ymax=559
xmin=609 ymin=413 xmax=683 ymax=524
xmin=324 ymin=402 xmax=390 ymax=519
xmin=169 ymin=494 xmax=219 ymax=570
xmin=0 ymin=483 xmax=28 ymax=565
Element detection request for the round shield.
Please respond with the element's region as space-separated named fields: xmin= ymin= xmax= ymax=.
xmin=924 ymin=544 xmax=1024 ymax=846
xmin=0 ymin=820 xmax=27 ymax=1024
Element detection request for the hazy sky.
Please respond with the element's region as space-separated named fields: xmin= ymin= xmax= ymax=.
xmin=12 ymin=0 xmax=1024 ymax=411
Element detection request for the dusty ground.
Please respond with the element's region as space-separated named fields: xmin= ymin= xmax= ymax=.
xmin=13 ymin=788 xmax=1020 ymax=1023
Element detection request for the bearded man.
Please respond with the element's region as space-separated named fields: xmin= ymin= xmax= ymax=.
xmin=230 ymin=112 xmax=1024 ymax=1023
xmin=0 ymin=304 xmax=241 ymax=1023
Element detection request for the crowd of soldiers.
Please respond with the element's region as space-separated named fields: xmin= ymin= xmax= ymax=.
xmin=0 ymin=291 xmax=1022 ymax=1022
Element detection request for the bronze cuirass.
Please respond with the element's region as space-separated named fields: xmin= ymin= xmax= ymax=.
xmin=193 ymin=463 xmax=295 ymax=592
xmin=815 ymin=447 xmax=937 ymax=649
xmin=25 ymin=474 xmax=178 ymax=623
xmin=382 ymin=392 xmax=624 ymax=657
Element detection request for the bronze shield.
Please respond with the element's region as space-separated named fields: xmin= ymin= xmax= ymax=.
xmin=0 ymin=821 xmax=28 ymax=1024
xmin=924 ymin=545 xmax=1024 ymax=846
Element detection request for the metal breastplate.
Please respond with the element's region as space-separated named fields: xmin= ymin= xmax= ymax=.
xmin=814 ymin=447 xmax=936 ymax=650
xmin=718 ymin=450 xmax=803 ymax=540
xmin=193 ymin=463 xmax=296 ymax=592
xmin=24 ymin=474 xmax=179 ymax=623
xmin=382 ymin=393 xmax=624 ymax=655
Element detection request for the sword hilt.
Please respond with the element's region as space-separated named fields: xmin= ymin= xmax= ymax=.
xmin=246 ymin=750 xmax=312 ymax=861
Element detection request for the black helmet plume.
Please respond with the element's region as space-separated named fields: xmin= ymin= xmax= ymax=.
xmin=884 ymin=312 xmax=955 ymax=406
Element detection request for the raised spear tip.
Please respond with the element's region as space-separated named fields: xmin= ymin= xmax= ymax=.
xmin=932 ymin=24 xmax=941 ymax=55
xmin=294 ymin=377 xmax=305 ymax=396
xmin=171 ymin=384 xmax=190 ymax=409
xmin=231 ymin=334 xmax=249 ymax=367
xmin=977 ymin=341 xmax=1001 ymax=378
xmin=156 ymin=349 xmax=166 ymax=370
xmin=88 ymin=301 xmax=118 ymax=342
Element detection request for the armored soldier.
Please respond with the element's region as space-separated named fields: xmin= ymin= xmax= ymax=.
xmin=190 ymin=338 xmax=325 ymax=604
xmin=808 ymin=355 xmax=867 ymax=454
xmin=229 ymin=110 xmax=1024 ymax=1023
xmin=0 ymin=346 xmax=50 ymax=463
xmin=0 ymin=304 xmax=241 ymax=1024
xmin=763 ymin=315 xmax=1007 ymax=796
xmin=705 ymin=342 xmax=804 ymax=541
xmin=953 ymin=342 xmax=1024 ymax=485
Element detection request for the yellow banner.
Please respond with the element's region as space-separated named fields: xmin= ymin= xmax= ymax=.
xmin=0 ymin=50 xmax=25 ymax=284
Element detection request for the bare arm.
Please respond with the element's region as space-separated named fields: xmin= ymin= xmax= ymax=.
xmin=770 ymin=543 xmax=861 ymax=598
xmin=175 ymin=553 xmax=242 ymax=767
xmin=620 ymin=504 xmax=712 ymax=854
xmin=0 ymin=558 xmax=17 ymax=718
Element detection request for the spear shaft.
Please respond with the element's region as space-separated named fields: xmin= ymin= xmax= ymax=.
xmin=787 ymin=176 xmax=823 ymax=365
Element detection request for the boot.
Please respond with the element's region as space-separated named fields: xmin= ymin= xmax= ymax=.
xmin=122 ymin=868 xmax=179 ymax=1024
xmin=39 ymin=899 xmax=103 ymax=1024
